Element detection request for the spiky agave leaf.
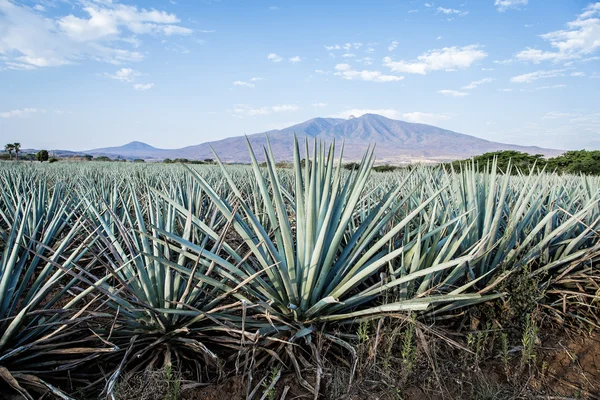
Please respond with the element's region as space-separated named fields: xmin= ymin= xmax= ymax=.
xmin=161 ymin=138 xmax=499 ymax=349
xmin=0 ymin=182 xmax=113 ymax=398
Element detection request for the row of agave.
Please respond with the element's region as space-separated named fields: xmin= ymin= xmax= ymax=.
xmin=1 ymin=138 xmax=599 ymax=398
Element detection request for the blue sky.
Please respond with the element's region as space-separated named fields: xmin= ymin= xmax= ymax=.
xmin=1 ymin=0 xmax=599 ymax=151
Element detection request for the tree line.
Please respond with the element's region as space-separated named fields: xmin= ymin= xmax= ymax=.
xmin=447 ymin=150 xmax=600 ymax=175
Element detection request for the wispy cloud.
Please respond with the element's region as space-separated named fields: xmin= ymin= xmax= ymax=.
xmin=105 ymin=68 xmax=142 ymax=82
xmin=328 ymin=109 xmax=454 ymax=125
xmin=462 ymin=77 xmax=495 ymax=89
xmin=289 ymin=56 xmax=302 ymax=63
xmin=495 ymin=0 xmax=528 ymax=12
xmin=232 ymin=77 xmax=263 ymax=88
xmin=232 ymin=104 xmax=300 ymax=117
xmin=437 ymin=89 xmax=469 ymax=97
xmin=311 ymin=102 xmax=328 ymax=107
xmin=383 ymin=45 xmax=486 ymax=75
xmin=329 ymin=109 xmax=403 ymax=119
xmin=388 ymin=41 xmax=399 ymax=52
xmin=510 ymin=69 xmax=565 ymax=83
xmin=133 ymin=83 xmax=154 ymax=91
xmin=543 ymin=111 xmax=577 ymax=119
xmin=233 ymin=81 xmax=255 ymax=88
xmin=437 ymin=7 xmax=468 ymax=17
xmin=534 ymin=84 xmax=567 ymax=90
xmin=402 ymin=112 xmax=454 ymax=125
xmin=0 ymin=108 xmax=43 ymax=118
xmin=334 ymin=63 xmax=404 ymax=82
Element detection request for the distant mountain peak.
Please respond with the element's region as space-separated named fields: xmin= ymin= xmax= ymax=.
xmin=122 ymin=141 xmax=156 ymax=149
xmin=75 ymin=113 xmax=563 ymax=163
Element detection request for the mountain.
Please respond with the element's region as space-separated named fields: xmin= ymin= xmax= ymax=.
xmin=86 ymin=141 xmax=172 ymax=160
xmin=73 ymin=114 xmax=563 ymax=163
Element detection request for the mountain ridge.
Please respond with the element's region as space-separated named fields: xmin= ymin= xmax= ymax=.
xmin=62 ymin=114 xmax=563 ymax=163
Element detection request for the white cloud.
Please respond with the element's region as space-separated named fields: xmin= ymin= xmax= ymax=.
xmin=329 ymin=109 xmax=402 ymax=119
xmin=498 ymin=88 xmax=513 ymax=92
xmin=326 ymin=43 xmax=362 ymax=51
xmin=437 ymin=89 xmax=469 ymax=97
xmin=314 ymin=69 xmax=329 ymax=74
xmin=437 ymin=7 xmax=468 ymax=16
xmin=436 ymin=36 xmax=443 ymax=40
xmin=515 ymin=3 xmax=600 ymax=63
xmin=0 ymin=0 xmax=190 ymax=70
xmin=233 ymin=104 xmax=300 ymax=117
xmin=133 ymin=83 xmax=154 ymax=91
xmin=33 ymin=4 xmax=45 ymax=12
xmin=495 ymin=0 xmax=528 ymax=12
xmin=383 ymin=45 xmax=487 ymax=75
xmin=462 ymin=77 xmax=495 ymax=89
xmin=402 ymin=112 xmax=454 ymax=124
xmin=334 ymin=63 xmax=404 ymax=82
xmin=289 ymin=56 xmax=302 ymax=63
xmin=388 ymin=41 xmax=399 ymax=52
xmin=510 ymin=69 xmax=565 ymax=83
xmin=342 ymin=53 xmax=355 ymax=58
xmin=267 ymin=53 xmax=283 ymax=62
xmin=0 ymin=108 xmax=42 ymax=118
xmin=311 ymin=102 xmax=327 ymax=107
xmin=328 ymin=109 xmax=454 ymax=124
xmin=57 ymin=4 xmax=191 ymax=41
xmin=105 ymin=68 xmax=141 ymax=82
xmin=571 ymin=71 xmax=585 ymax=77
xmin=344 ymin=42 xmax=362 ymax=50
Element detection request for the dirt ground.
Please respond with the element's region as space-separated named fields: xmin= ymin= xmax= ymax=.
xmin=179 ymin=332 xmax=600 ymax=400
xmin=537 ymin=332 xmax=600 ymax=398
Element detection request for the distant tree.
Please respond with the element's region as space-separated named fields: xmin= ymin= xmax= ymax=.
xmin=133 ymin=159 xmax=145 ymax=163
xmin=83 ymin=154 xmax=93 ymax=161
xmin=163 ymin=158 xmax=173 ymax=164
xmin=49 ymin=157 xmax=59 ymax=163
xmin=13 ymin=143 xmax=21 ymax=161
xmin=203 ymin=158 xmax=215 ymax=164
xmin=547 ymin=150 xmax=600 ymax=175
xmin=448 ymin=151 xmax=547 ymax=174
xmin=447 ymin=149 xmax=600 ymax=176
xmin=343 ymin=162 xmax=361 ymax=171
xmin=36 ymin=150 xmax=49 ymax=162
xmin=4 ymin=144 xmax=15 ymax=160
xmin=373 ymin=165 xmax=400 ymax=173
xmin=96 ymin=156 xmax=112 ymax=162
xmin=173 ymin=158 xmax=190 ymax=164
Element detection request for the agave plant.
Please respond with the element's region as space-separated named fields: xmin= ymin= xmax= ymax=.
xmin=150 ymin=137 xmax=501 ymax=376
xmin=71 ymin=181 xmax=270 ymax=397
xmin=0 ymin=180 xmax=112 ymax=399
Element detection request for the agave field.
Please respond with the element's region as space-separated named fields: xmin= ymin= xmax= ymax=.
xmin=1 ymin=139 xmax=599 ymax=399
